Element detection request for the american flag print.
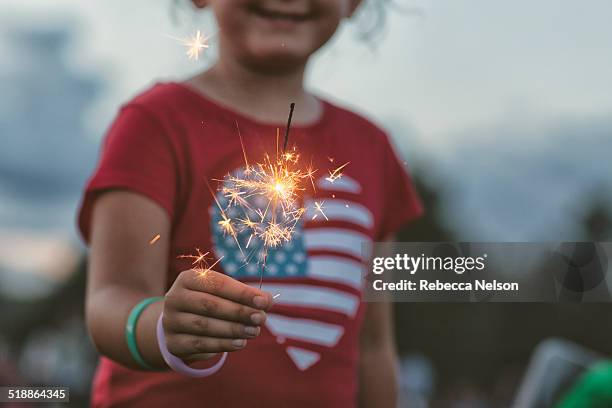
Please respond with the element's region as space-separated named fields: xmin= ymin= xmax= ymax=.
xmin=210 ymin=167 xmax=373 ymax=371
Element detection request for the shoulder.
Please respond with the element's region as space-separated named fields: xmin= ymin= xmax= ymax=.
xmin=102 ymin=83 xmax=198 ymax=152
xmin=322 ymin=98 xmax=391 ymax=146
xmin=124 ymin=82 xmax=190 ymax=116
xmin=114 ymin=82 xmax=210 ymax=140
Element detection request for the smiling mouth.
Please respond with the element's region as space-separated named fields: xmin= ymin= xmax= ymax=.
xmin=250 ymin=5 xmax=311 ymax=23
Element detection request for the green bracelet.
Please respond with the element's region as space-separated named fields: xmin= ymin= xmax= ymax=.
xmin=125 ymin=296 xmax=164 ymax=370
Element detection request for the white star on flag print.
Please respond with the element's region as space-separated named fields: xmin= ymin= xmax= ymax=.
xmin=211 ymin=168 xmax=372 ymax=371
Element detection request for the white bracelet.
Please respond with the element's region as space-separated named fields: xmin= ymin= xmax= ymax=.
xmin=156 ymin=313 xmax=228 ymax=377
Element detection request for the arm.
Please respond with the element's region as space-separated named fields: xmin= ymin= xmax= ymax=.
xmin=87 ymin=190 xmax=169 ymax=368
xmin=358 ymin=301 xmax=398 ymax=408
xmin=86 ymin=190 xmax=272 ymax=369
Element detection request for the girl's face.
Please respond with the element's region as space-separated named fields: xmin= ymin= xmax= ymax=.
xmin=196 ymin=0 xmax=360 ymax=72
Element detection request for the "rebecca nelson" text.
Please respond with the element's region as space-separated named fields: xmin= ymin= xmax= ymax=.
xmin=373 ymin=279 xmax=519 ymax=292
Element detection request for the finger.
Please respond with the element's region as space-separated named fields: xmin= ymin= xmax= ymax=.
xmin=176 ymin=290 xmax=267 ymax=326
xmin=181 ymin=269 xmax=273 ymax=310
xmin=166 ymin=333 xmax=248 ymax=356
xmin=182 ymin=352 xmax=218 ymax=362
xmin=165 ymin=312 xmax=260 ymax=338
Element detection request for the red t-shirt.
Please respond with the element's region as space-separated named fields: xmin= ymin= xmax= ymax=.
xmin=78 ymin=82 xmax=423 ymax=407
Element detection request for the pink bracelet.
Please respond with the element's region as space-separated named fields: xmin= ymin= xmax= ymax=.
xmin=156 ymin=313 xmax=228 ymax=377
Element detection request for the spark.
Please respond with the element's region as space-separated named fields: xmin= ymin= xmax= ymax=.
xmin=167 ymin=30 xmax=211 ymax=60
xmin=325 ymin=161 xmax=350 ymax=183
xmin=239 ymin=215 xmax=258 ymax=230
xmin=218 ymin=215 xmax=235 ymax=236
xmin=203 ymin=256 xmax=224 ymax=276
xmin=236 ymin=121 xmax=249 ymax=172
xmin=178 ymin=248 xmax=209 ymax=268
xmin=273 ymin=293 xmax=281 ymax=299
xmin=305 ymin=164 xmax=317 ymax=191
xmin=312 ymin=201 xmax=328 ymax=221
xmin=184 ymin=30 xmax=210 ymax=60
xmin=149 ymin=234 xmax=161 ymax=245
xmin=205 ymin=178 xmax=244 ymax=256
xmin=178 ymin=249 xmax=225 ymax=277
xmin=223 ymin=186 xmax=248 ymax=207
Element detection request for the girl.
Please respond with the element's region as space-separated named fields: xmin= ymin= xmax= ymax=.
xmin=79 ymin=0 xmax=423 ymax=406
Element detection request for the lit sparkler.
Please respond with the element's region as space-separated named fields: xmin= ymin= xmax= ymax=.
xmin=209 ymin=103 xmax=324 ymax=287
xmin=203 ymin=104 xmax=350 ymax=290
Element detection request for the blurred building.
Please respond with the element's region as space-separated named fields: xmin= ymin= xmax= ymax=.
xmin=0 ymin=25 xmax=102 ymax=406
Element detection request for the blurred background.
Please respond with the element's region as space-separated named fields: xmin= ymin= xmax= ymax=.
xmin=1 ymin=0 xmax=611 ymax=406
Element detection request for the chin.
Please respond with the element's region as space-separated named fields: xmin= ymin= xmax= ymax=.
xmin=243 ymin=43 xmax=313 ymax=72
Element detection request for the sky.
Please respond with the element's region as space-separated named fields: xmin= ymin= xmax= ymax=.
xmin=4 ymin=0 xmax=612 ymax=141
xmin=1 ymin=0 xmax=611 ymax=298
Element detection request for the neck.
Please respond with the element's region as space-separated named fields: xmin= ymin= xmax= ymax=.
xmin=189 ymin=51 xmax=321 ymax=125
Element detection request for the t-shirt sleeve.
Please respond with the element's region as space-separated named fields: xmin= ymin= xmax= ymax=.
xmin=77 ymin=104 xmax=178 ymax=242
xmin=377 ymin=136 xmax=424 ymax=240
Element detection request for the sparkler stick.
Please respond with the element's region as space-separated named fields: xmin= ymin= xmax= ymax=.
xmin=258 ymin=260 xmax=266 ymax=288
xmin=282 ymin=103 xmax=295 ymax=153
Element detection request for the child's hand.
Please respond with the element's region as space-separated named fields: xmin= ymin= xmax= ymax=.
xmin=162 ymin=268 xmax=272 ymax=362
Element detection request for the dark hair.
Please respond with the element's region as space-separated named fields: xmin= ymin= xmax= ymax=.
xmin=354 ymin=0 xmax=425 ymax=45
